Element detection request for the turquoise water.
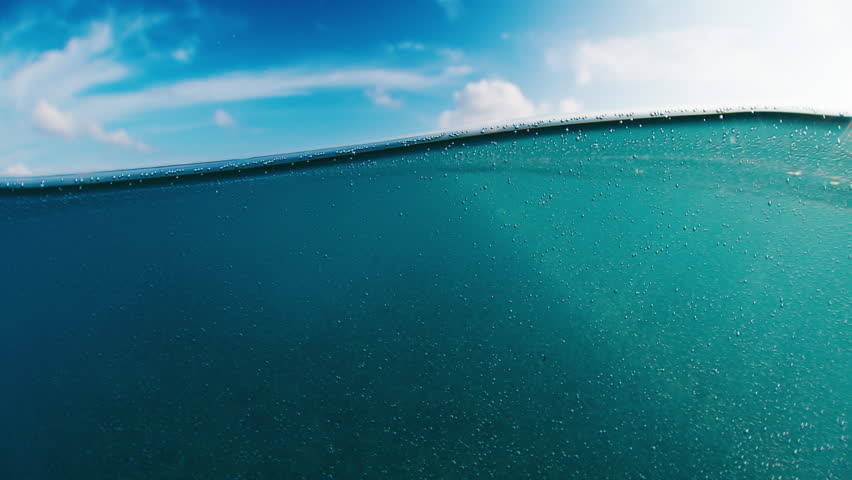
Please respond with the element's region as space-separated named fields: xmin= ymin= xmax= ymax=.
xmin=1 ymin=112 xmax=849 ymax=479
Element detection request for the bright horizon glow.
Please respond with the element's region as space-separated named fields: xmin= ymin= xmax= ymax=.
xmin=0 ymin=0 xmax=850 ymax=176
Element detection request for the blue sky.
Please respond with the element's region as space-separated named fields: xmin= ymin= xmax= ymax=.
xmin=1 ymin=0 xmax=850 ymax=176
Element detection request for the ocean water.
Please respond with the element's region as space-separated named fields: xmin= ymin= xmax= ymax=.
xmin=0 ymin=112 xmax=849 ymax=479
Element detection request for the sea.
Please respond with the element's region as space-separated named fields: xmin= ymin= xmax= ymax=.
xmin=1 ymin=111 xmax=849 ymax=479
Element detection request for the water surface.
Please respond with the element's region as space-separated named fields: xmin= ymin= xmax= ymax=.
xmin=1 ymin=111 xmax=849 ymax=479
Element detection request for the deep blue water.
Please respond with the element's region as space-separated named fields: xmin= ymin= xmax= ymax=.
xmin=1 ymin=112 xmax=849 ymax=479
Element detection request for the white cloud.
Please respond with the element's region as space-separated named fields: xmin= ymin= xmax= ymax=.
xmin=365 ymin=88 xmax=402 ymax=108
xmin=28 ymin=99 xmax=149 ymax=152
xmin=172 ymin=46 xmax=195 ymax=62
xmin=439 ymin=80 xmax=583 ymax=128
xmin=170 ymin=37 xmax=199 ymax=63
xmin=435 ymin=0 xmax=462 ymax=20
xmin=4 ymin=163 xmax=32 ymax=176
xmin=213 ymin=108 xmax=236 ymax=127
xmin=438 ymin=79 xmax=536 ymax=128
xmin=32 ymin=99 xmax=76 ymax=138
xmin=88 ymin=122 xmax=151 ymax=152
xmin=558 ymin=97 xmax=582 ymax=114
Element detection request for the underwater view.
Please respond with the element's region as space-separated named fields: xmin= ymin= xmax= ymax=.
xmin=1 ymin=111 xmax=849 ymax=479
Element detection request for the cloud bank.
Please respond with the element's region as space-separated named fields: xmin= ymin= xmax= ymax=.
xmin=544 ymin=1 xmax=852 ymax=112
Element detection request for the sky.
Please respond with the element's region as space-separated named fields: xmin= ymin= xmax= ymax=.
xmin=1 ymin=0 xmax=850 ymax=176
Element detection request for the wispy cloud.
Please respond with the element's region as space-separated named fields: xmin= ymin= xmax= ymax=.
xmin=393 ymin=41 xmax=426 ymax=52
xmin=88 ymin=122 xmax=151 ymax=152
xmin=75 ymin=65 xmax=471 ymax=122
xmin=8 ymin=19 xmax=469 ymax=125
xmin=387 ymin=42 xmax=465 ymax=63
xmin=9 ymin=23 xmax=127 ymax=108
xmin=1 ymin=21 xmax=152 ymax=157
xmin=437 ymin=48 xmax=464 ymax=62
xmin=365 ymin=87 xmax=402 ymax=108
xmin=0 ymin=14 xmax=472 ymax=174
xmin=435 ymin=0 xmax=462 ymax=21
xmin=32 ymin=99 xmax=75 ymax=137
xmin=213 ymin=108 xmax=236 ymax=127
